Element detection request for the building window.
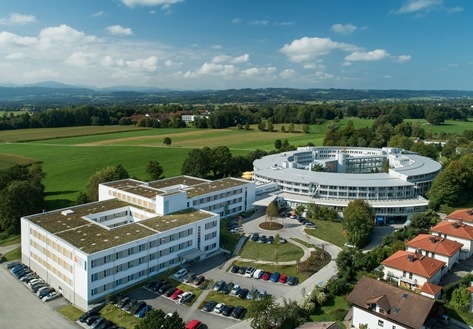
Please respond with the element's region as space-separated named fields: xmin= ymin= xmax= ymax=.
xmin=378 ymin=320 xmax=384 ymax=327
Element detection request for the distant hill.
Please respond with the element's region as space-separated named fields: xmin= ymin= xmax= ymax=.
xmin=1 ymin=82 xmax=473 ymax=107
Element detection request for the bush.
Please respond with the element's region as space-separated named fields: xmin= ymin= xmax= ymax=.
xmin=328 ymin=308 xmax=347 ymax=321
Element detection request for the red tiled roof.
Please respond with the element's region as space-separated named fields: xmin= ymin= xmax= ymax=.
xmin=407 ymin=234 xmax=463 ymax=257
xmin=467 ymin=287 xmax=473 ymax=294
xmin=421 ymin=282 xmax=442 ymax=295
xmin=447 ymin=209 xmax=473 ymax=223
xmin=431 ymin=220 xmax=473 ymax=240
xmin=382 ymin=250 xmax=445 ymax=278
xmin=347 ymin=277 xmax=436 ymax=329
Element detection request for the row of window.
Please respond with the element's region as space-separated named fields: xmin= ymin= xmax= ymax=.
xmin=31 ymin=228 xmax=73 ymax=259
xmin=191 ymin=188 xmax=243 ymax=206
xmin=30 ymin=251 xmax=72 ymax=286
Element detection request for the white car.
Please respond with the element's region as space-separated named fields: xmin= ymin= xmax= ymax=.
xmin=230 ymin=284 xmax=241 ymax=295
xmin=42 ymin=291 xmax=62 ymax=302
xmin=230 ymin=227 xmax=244 ymax=233
xmin=244 ymin=267 xmax=256 ymax=278
xmin=214 ymin=303 xmax=225 ymax=314
xmin=173 ymin=268 xmax=188 ymax=279
xmin=179 ymin=291 xmax=194 ymax=304
xmin=253 ymin=269 xmax=263 ymax=279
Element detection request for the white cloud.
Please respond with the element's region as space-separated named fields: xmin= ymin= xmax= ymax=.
xmin=276 ymin=21 xmax=294 ymax=26
xmin=197 ymin=62 xmax=237 ymax=76
xmin=0 ymin=13 xmax=37 ymax=25
xmin=65 ymin=52 xmax=97 ymax=67
xmin=397 ymin=0 xmax=443 ymax=14
xmin=396 ymin=55 xmax=411 ymax=62
xmin=279 ymin=69 xmax=295 ymax=79
xmin=91 ymin=11 xmax=105 ymax=17
xmin=6 ymin=52 xmax=25 ymax=60
xmin=232 ymin=18 xmax=242 ymax=24
xmin=106 ymin=25 xmax=133 ymax=36
xmin=0 ymin=31 xmax=37 ymax=47
xmin=120 ymin=0 xmax=183 ymax=7
xmin=250 ymin=20 xmax=269 ymax=26
xmin=314 ymin=71 xmax=334 ymax=79
xmin=240 ymin=66 xmax=276 ymax=77
xmin=24 ymin=69 xmax=59 ymax=79
xmin=345 ymin=49 xmax=390 ymax=61
xmin=280 ymin=36 xmax=357 ymax=62
xmin=38 ymin=24 xmax=96 ymax=50
xmin=212 ymin=53 xmax=249 ymax=64
xmin=331 ymin=23 xmax=357 ymax=35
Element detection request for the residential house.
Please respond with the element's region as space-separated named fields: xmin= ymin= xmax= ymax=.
xmin=347 ymin=276 xmax=439 ymax=329
xmin=406 ymin=234 xmax=462 ymax=269
xmin=420 ymin=282 xmax=442 ymax=300
xmin=446 ymin=209 xmax=473 ymax=226
xmin=431 ymin=221 xmax=473 ymax=260
xmin=382 ymin=250 xmax=446 ymax=290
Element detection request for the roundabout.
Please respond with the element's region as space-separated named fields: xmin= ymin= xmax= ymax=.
xmin=258 ymin=222 xmax=283 ymax=230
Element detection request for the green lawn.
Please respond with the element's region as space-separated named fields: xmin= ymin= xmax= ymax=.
xmin=405 ymin=119 xmax=473 ymax=135
xmin=304 ymin=221 xmax=347 ymax=248
xmin=175 ymin=282 xmax=204 ymax=306
xmin=0 ymin=234 xmax=21 ymax=247
xmin=291 ymin=237 xmax=317 ymax=249
xmin=57 ymin=304 xmax=84 ymax=321
xmin=310 ymin=295 xmax=350 ymax=328
xmin=99 ymin=304 xmax=141 ymax=329
xmin=3 ymin=247 xmax=21 ymax=261
xmin=220 ymin=218 xmax=243 ymax=252
xmin=239 ymin=240 xmax=304 ymax=262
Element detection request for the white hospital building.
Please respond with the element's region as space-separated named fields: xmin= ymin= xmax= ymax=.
xmin=21 ymin=176 xmax=255 ymax=310
xmin=253 ymin=146 xmax=441 ymax=224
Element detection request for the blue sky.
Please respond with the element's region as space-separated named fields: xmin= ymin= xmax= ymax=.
xmin=0 ymin=0 xmax=471 ymax=90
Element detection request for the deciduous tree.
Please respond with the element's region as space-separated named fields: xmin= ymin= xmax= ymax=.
xmin=342 ymin=199 xmax=375 ymax=248
xmin=86 ymin=165 xmax=129 ymax=201
xmin=146 ymin=160 xmax=164 ymax=180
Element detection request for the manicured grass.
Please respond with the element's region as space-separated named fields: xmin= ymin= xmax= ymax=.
xmin=405 ymin=119 xmax=473 ymax=135
xmin=57 ymin=304 xmax=84 ymax=321
xmin=3 ymin=247 xmax=21 ymax=261
xmin=291 ymin=237 xmax=317 ymax=249
xmin=176 ymin=282 xmax=204 ymax=306
xmin=0 ymin=234 xmax=21 ymax=247
xmin=220 ymin=218 xmax=243 ymax=252
xmin=0 ymin=153 xmax=39 ymax=170
xmin=233 ymin=261 xmax=307 ymax=282
xmin=310 ymin=294 xmax=350 ymax=328
xmin=239 ymin=240 xmax=304 ymax=262
xmin=304 ymin=221 xmax=347 ymax=248
xmin=99 ymin=304 xmax=142 ymax=329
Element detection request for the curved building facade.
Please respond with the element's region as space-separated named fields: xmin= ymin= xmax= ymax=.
xmin=253 ymin=146 xmax=442 ymax=223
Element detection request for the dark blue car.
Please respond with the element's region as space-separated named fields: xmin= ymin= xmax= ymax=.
xmin=269 ymin=272 xmax=280 ymax=282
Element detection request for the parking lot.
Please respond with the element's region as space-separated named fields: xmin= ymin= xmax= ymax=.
xmin=0 ymin=264 xmax=80 ymax=329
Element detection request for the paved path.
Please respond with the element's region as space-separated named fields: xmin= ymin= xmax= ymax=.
xmin=0 ymin=242 xmax=21 ymax=261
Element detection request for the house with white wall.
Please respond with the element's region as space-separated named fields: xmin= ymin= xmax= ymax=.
xmin=347 ymin=276 xmax=439 ymax=329
xmin=431 ymin=221 xmax=473 ymax=260
xmin=406 ymin=234 xmax=462 ymax=269
xmin=382 ymin=250 xmax=446 ymax=290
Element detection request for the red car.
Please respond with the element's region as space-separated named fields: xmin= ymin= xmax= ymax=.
xmin=171 ymin=289 xmax=184 ymax=300
xmin=261 ymin=272 xmax=271 ymax=281
xmin=278 ymin=275 xmax=288 ymax=283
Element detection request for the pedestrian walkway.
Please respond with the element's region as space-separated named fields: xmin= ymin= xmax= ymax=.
xmin=0 ymin=242 xmax=21 ymax=262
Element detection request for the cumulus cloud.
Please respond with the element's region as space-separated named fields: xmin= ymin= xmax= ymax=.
xmin=240 ymin=66 xmax=276 ymax=77
xmin=91 ymin=11 xmax=105 ymax=17
xmin=345 ymin=49 xmax=411 ymax=63
xmin=38 ymin=24 xmax=96 ymax=50
xmin=279 ymin=69 xmax=295 ymax=79
xmin=0 ymin=13 xmax=37 ymax=25
xmin=120 ymin=0 xmax=183 ymax=7
xmin=196 ymin=62 xmax=237 ymax=76
xmin=212 ymin=53 xmax=249 ymax=64
xmin=65 ymin=52 xmax=97 ymax=67
xmin=106 ymin=25 xmax=133 ymax=36
xmin=0 ymin=31 xmax=37 ymax=47
xmin=331 ymin=23 xmax=357 ymax=35
xmin=280 ymin=37 xmax=357 ymax=62
xmin=24 ymin=69 xmax=59 ymax=79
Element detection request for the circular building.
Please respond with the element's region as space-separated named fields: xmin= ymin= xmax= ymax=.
xmin=253 ymin=146 xmax=441 ymax=224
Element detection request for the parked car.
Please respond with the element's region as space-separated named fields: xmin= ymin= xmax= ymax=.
xmin=230 ymin=284 xmax=241 ymax=295
xmin=230 ymin=227 xmax=244 ymax=233
xmin=193 ymin=275 xmax=205 ymax=286
xmin=32 ymin=283 xmax=49 ymax=293
xmin=158 ymin=283 xmax=173 ymax=294
xmin=38 ymin=287 xmax=55 ymax=299
xmin=230 ymin=265 xmax=240 ymax=273
xmin=261 ymin=272 xmax=271 ymax=281
xmin=185 ymin=319 xmax=202 ymax=329
xmin=42 ymin=291 xmax=62 ymax=302
xmin=203 ymin=300 xmax=217 ymax=312
xmin=267 ymin=236 xmax=274 ymax=244
xmin=6 ymin=261 xmax=20 ymax=269
xmin=278 ymin=275 xmax=288 ymax=283
xmin=153 ymin=280 xmax=168 ymax=292
xmin=278 ymin=236 xmax=287 ymax=244
xmin=259 ymin=235 xmax=267 ymax=243
xmin=170 ymin=289 xmax=184 ymax=300
xmin=145 ymin=281 xmax=158 ymax=290
xmin=222 ymin=305 xmax=235 ymax=316
xmin=90 ymin=317 xmax=106 ymax=329
xmin=136 ymin=305 xmax=152 ymax=318
xmin=164 ymin=287 xmax=178 ymax=297
xmin=214 ymin=303 xmax=225 ymax=314
xmin=85 ymin=315 xmax=101 ymax=326
xmin=20 ymin=273 xmax=37 ymax=282
xmin=174 ymin=268 xmax=188 ymax=279
xmin=28 ymin=278 xmax=44 ymax=287
xmin=246 ymin=288 xmax=259 ymax=300
xmin=257 ymin=290 xmax=267 ymax=300
xmin=97 ymin=320 xmax=113 ymax=329
xmin=250 ymin=233 xmax=259 ymax=242
xmin=213 ymin=280 xmax=226 ymax=291
xmin=270 ymin=272 xmax=280 ymax=282
xmin=244 ymin=267 xmax=256 ymax=278
xmin=237 ymin=288 xmax=249 ymax=299
xmin=133 ymin=301 xmax=147 ymax=315
xmin=117 ymin=297 xmax=131 ymax=308
xmin=179 ymin=291 xmax=194 ymax=304
xmin=183 ymin=273 xmax=196 ymax=283
xmin=79 ymin=303 xmax=104 ymax=322
xmin=123 ymin=299 xmax=137 ymax=312
xmin=287 ymin=276 xmax=299 ymax=286
xmin=220 ymin=282 xmax=234 ymax=294
xmin=253 ymin=269 xmax=264 ymax=279
xmin=231 ymin=305 xmax=246 ymax=319
xmin=238 ymin=266 xmax=247 ymax=275
xmin=304 ymin=222 xmax=316 ymax=228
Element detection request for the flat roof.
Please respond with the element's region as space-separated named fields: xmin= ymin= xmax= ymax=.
xmin=255 ymin=168 xmax=414 ymax=187
xmin=279 ymin=192 xmax=429 ymax=208
xmin=390 ymin=154 xmax=442 ymax=177
xmin=24 ymin=199 xmax=214 ymax=254
xmin=148 ymin=176 xmax=209 ymax=189
xmin=183 ymin=177 xmax=249 ymax=198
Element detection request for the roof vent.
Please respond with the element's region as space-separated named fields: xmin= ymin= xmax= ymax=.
xmin=407 ymin=254 xmax=414 ymax=262
xmin=430 ymin=236 xmax=437 ymax=243
xmin=402 ymin=293 xmax=408 ymax=299
xmin=61 ymin=209 xmax=74 ymax=216
xmin=467 ymin=210 xmax=473 ymax=216
xmin=452 ymin=222 xmax=459 ymax=228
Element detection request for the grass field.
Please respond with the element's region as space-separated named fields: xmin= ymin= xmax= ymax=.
xmin=4 ymin=247 xmax=21 ymax=261
xmin=57 ymin=304 xmax=84 ymax=321
xmin=310 ymin=294 xmax=349 ymax=328
xmin=0 ymin=153 xmax=39 ymax=170
xmin=304 ymin=221 xmax=347 ymax=248
xmin=405 ymin=119 xmax=473 ymax=135
xmin=0 ymin=234 xmax=21 ymax=247
xmin=239 ymin=240 xmax=304 ymax=262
